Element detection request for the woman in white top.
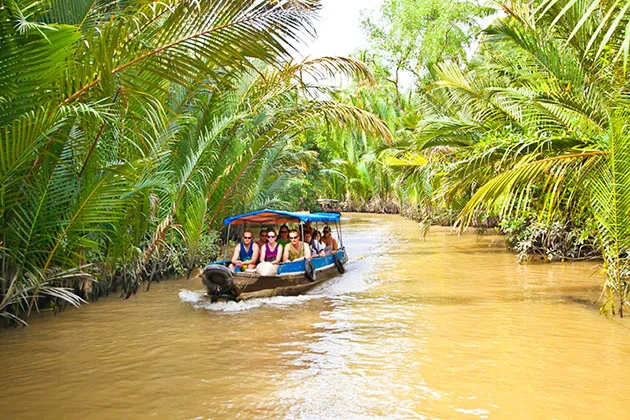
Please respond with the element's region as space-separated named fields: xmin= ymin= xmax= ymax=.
xmin=304 ymin=231 xmax=325 ymax=257
xmin=320 ymin=226 xmax=338 ymax=255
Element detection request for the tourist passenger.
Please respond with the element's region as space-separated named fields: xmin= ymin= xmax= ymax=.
xmin=229 ymin=231 xmax=259 ymax=272
xmin=302 ymin=221 xmax=314 ymax=236
xmin=259 ymin=228 xmax=283 ymax=265
xmin=256 ymin=229 xmax=268 ymax=248
xmin=283 ymin=229 xmax=311 ymax=262
xmin=304 ymin=231 xmax=325 ymax=258
xmin=321 ymin=226 xmax=338 ymax=255
xmin=312 ymin=230 xmax=324 ymax=247
xmin=277 ymin=224 xmax=290 ymax=247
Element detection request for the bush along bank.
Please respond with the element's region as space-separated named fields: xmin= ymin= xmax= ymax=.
xmin=342 ymin=200 xmax=602 ymax=263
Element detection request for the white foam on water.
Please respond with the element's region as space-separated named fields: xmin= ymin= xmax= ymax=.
xmin=179 ymin=289 xmax=321 ymax=312
xmin=178 ymin=289 xmax=206 ymax=303
xmin=454 ymin=408 xmax=489 ymax=418
xmin=313 ymin=274 xmax=372 ymax=296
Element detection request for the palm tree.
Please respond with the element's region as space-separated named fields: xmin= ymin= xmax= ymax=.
xmin=157 ymin=57 xmax=390 ymax=276
xmin=1 ymin=0 xmax=394 ymax=324
xmin=412 ymin=0 xmax=630 ymax=316
xmin=0 ymin=0 xmax=321 ymax=323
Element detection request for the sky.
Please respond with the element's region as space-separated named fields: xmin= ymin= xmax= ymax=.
xmin=298 ymin=0 xmax=382 ymax=58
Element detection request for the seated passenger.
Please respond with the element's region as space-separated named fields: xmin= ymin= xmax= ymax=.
xmin=277 ymin=224 xmax=290 ymax=247
xmin=301 ymin=221 xmax=314 ymax=236
xmin=303 ymin=231 xmax=325 ymax=258
xmin=255 ymin=229 xmax=268 ymax=248
xmin=229 ymin=231 xmax=259 ymax=272
xmin=320 ymin=226 xmax=338 ymax=255
xmin=283 ymin=229 xmax=311 ymax=262
xmin=259 ymin=228 xmax=283 ymax=265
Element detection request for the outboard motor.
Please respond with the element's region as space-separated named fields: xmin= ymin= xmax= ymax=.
xmin=202 ymin=264 xmax=238 ymax=302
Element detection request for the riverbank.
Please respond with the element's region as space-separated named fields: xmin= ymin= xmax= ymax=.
xmin=338 ymin=200 xmax=602 ymax=263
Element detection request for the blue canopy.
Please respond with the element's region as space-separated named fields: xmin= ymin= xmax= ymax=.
xmin=223 ymin=209 xmax=340 ymax=225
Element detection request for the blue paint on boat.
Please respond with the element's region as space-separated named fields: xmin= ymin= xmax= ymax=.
xmin=223 ymin=209 xmax=341 ymax=225
xmin=277 ymin=248 xmax=347 ymax=275
xmin=210 ymin=248 xmax=347 ymax=276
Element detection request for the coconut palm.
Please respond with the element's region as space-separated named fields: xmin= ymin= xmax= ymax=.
xmin=310 ymin=84 xmax=422 ymax=212
xmin=410 ymin=0 xmax=630 ymax=316
xmin=170 ymin=58 xmax=390 ymax=273
xmin=0 ymin=0 xmax=338 ymax=323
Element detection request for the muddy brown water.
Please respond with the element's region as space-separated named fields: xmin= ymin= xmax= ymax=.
xmin=1 ymin=213 xmax=629 ymax=419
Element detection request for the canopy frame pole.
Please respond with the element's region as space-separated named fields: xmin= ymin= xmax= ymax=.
xmin=223 ymin=224 xmax=231 ymax=260
xmin=336 ymin=219 xmax=344 ymax=247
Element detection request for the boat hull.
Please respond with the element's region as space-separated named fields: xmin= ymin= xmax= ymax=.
xmin=203 ymin=249 xmax=347 ymax=301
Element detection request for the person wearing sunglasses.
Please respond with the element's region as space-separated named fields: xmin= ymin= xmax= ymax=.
xmin=229 ymin=230 xmax=260 ymax=272
xmin=283 ymin=229 xmax=312 ymax=262
xmin=277 ymin=224 xmax=290 ymax=247
xmin=320 ymin=226 xmax=338 ymax=255
xmin=259 ymin=228 xmax=283 ymax=266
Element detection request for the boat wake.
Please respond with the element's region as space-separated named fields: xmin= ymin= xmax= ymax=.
xmin=178 ymin=289 xmax=321 ymax=312
xmin=179 ymin=258 xmax=378 ymax=313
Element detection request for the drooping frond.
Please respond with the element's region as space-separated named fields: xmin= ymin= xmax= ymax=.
xmin=534 ymin=0 xmax=630 ymax=71
xmin=456 ymin=151 xmax=604 ymax=228
xmin=590 ymin=112 xmax=630 ymax=249
xmin=294 ymin=56 xmax=376 ymax=85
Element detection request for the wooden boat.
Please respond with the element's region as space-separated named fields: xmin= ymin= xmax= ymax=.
xmin=202 ymin=209 xmax=347 ymax=302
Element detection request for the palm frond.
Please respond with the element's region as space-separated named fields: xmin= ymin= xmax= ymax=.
xmin=589 ymin=111 xmax=630 ymax=313
xmin=456 ymin=151 xmax=604 ymax=228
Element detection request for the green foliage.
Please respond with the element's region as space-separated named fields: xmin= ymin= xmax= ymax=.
xmin=405 ymin=0 xmax=630 ymax=316
xmin=589 ymin=110 xmax=630 ymax=316
xmin=0 ymin=0 xmax=392 ymax=324
xmin=281 ymin=175 xmax=319 ymax=211
xmin=361 ymin=0 xmax=494 ymax=82
xmin=293 ymin=1 xmax=497 ymax=220
xmin=500 ymin=215 xmax=600 ymax=262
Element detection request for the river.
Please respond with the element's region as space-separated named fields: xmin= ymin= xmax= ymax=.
xmin=1 ymin=213 xmax=629 ymax=419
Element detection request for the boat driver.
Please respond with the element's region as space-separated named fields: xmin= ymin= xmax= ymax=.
xmin=229 ymin=230 xmax=260 ymax=272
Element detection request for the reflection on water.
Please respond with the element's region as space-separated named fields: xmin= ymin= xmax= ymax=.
xmin=1 ymin=214 xmax=629 ymax=419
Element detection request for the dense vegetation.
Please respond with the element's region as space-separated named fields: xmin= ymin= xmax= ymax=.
xmin=289 ymin=0 xmax=630 ymax=317
xmin=3 ymin=0 xmax=630 ymax=323
xmin=0 ymin=0 xmax=391 ymax=325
